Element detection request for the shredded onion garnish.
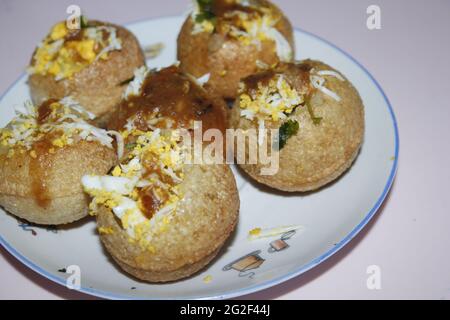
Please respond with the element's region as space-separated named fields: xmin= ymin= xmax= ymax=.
xmin=123 ymin=66 xmax=150 ymax=99
xmin=196 ymin=73 xmax=211 ymax=86
xmin=107 ymin=130 xmax=124 ymax=159
xmin=316 ymin=70 xmax=345 ymax=81
xmin=310 ymin=72 xmax=342 ymax=102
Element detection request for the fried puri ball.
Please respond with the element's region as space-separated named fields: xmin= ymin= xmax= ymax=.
xmin=0 ymin=98 xmax=118 ymax=225
xmin=229 ymin=60 xmax=365 ymax=192
xmin=91 ymin=163 xmax=238 ymax=283
xmin=82 ymin=65 xmax=239 ymax=282
xmin=177 ymin=0 xmax=294 ymax=99
xmin=28 ymin=18 xmax=145 ymax=125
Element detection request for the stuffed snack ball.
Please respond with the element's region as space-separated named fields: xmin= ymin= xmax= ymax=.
xmin=0 ymin=98 xmax=119 ymax=225
xmin=28 ymin=18 xmax=145 ymax=125
xmin=229 ymin=60 xmax=365 ymax=191
xmin=82 ymin=65 xmax=239 ymax=282
xmin=177 ymin=0 xmax=295 ymax=99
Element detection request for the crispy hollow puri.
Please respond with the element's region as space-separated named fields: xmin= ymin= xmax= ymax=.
xmin=0 ymin=141 xmax=117 ymax=225
xmin=229 ymin=60 xmax=365 ymax=192
xmin=28 ymin=22 xmax=145 ymax=125
xmin=96 ymin=164 xmax=239 ymax=282
xmin=177 ymin=1 xmax=294 ymax=99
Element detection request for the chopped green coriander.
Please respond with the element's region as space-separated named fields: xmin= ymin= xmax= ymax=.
xmin=195 ymin=0 xmax=216 ymax=23
xmin=125 ymin=143 xmax=137 ymax=150
xmin=80 ymin=15 xmax=89 ymax=28
xmin=278 ymin=119 xmax=299 ymax=150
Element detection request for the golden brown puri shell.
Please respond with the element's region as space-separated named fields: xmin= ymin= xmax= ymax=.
xmin=0 ymin=141 xmax=117 ymax=225
xmin=96 ymin=164 xmax=239 ymax=282
xmin=177 ymin=1 xmax=294 ymax=99
xmin=229 ymin=60 xmax=365 ymax=192
xmin=28 ymin=22 xmax=145 ymax=123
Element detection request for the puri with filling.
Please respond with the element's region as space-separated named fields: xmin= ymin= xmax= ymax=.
xmin=0 ymin=98 xmax=118 ymax=225
xmin=177 ymin=0 xmax=294 ymax=99
xmin=229 ymin=60 xmax=365 ymax=191
xmin=28 ymin=17 xmax=145 ymax=125
xmin=82 ymin=65 xmax=239 ymax=282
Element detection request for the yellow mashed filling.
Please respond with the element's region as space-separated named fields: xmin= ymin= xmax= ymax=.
xmin=239 ymin=74 xmax=303 ymax=122
xmin=191 ymin=1 xmax=293 ymax=60
xmin=29 ymin=21 xmax=121 ymax=80
xmin=83 ymin=127 xmax=188 ymax=252
xmin=0 ymin=98 xmax=112 ymax=158
xmin=228 ymin=10 xmax=277 ymax=45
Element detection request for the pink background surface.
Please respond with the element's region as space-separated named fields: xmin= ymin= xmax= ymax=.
xmin=0 ymin=0 xmax=449 ymax=300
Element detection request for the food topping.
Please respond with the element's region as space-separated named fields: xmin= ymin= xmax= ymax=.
xmin=238 ymin=63 xmax=347 ymax=147
xmin=0 ymin=97 xmax=118 ymax=158
xmin=191 ymin=0 xmax=293 ymax=61
xmin=28 ymin=19 xmax=122 ymax=80
xmin=239 ymin=71 xmax=303 ymax=123
xmin=143 ymin=42 xmax=165 ymax=59
xmin=238 ymin=70 xmax=303 ymax=145
xmin=115 ymin=65 xmax=225 ymax=134
xmin=247 ymin=225 xmax=304 ymax=240
xmin=278 ymin=119 xmax=299 ymax=149
xmin=123 ymin=66 xmax=151 ymax=99
xmin=82 ymin=65 xmax=229 ymax=251
xmin=10 ymin=97 xmax=115 ymax=209
xmin=195 ymin=73 xmax=211 ymax=86
xmin=309 ymin=68 xmax=345 ymax=102
xmin=82 ymin=128 xmax=189 ymax=251
xmin=98 ymin=226 xmax=115 ymax=235
xmin=238 ymin=64 xmax=347 ymax=129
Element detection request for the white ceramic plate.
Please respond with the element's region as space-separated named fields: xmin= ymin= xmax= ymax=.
xmin=0 ymin=16 xmax=398 ymax=300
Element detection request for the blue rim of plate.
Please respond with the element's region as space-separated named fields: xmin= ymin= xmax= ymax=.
xmin=0 ymin=15 xmax=399 ymax=300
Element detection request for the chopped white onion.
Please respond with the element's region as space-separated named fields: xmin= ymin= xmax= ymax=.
xmin=310 ymin=75 xmax=341 ymax=102
xmin=107 ymin=130 xmax=124 ymax=159
xmin=81 ymin=175 xmax=137 ymax=195
xmin=196 ymin=73 xmax=210 ymax=86
xmin=124 ymin=66 xmax=150 ymax=99
xmin=265 ymin=28 xmax=293 ymax=62
xmin=316 ymin=70 xmax=345 ymax=81
xmin=248 ymin=225 xmax=304 ymax=241
xmin=60 ymin=96 xmax=96 ymax=119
